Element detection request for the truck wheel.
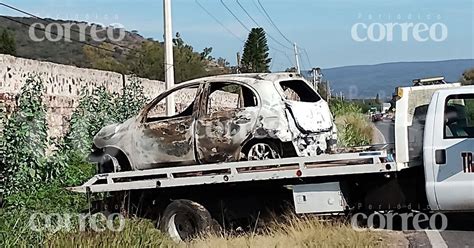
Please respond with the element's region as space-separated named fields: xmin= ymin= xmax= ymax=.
xmin=159 ymin=199 xmax=214 ymax=241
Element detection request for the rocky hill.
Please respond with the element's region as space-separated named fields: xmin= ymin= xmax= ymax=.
xmin=0 ymin=16 xmax=146 ymax=67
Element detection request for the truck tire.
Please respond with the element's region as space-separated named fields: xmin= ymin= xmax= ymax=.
xmin=159 ymin=199 xmax=214 ymax=241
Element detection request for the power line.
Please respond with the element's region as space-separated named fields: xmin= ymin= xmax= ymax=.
xmin=195 ymin=0 xmax=245 ymax=43
xmin=235 ymin=0 xmax=259 ymax=28
xmin=0 ymin=2 xmax=136 ymax=52
xmin=0 ymin=2 xmax=181 ymax=70
xmin=256 ymin=0 xmax=293 ymax=46
xmin=301 ymin=48 xmax=312 ymax=69
xmin=219 ymin=0 xmax=250 ymax=32
xmin=283 ymin=53 xmax=293 ymax=67
xmin=0 ymin=15 xmax=120 ymax=54
xmin=0 ymin=15 xmax=174 ymax=71
xmin=223 ymin=0 xmax=292 ymax=65
xmin=197 ymin=0 xmax=291 ymax=69
xmin=235 ymin=0 xmax=292 ymax=50
xmin=251 ymin=0 xmax=312 ymax=70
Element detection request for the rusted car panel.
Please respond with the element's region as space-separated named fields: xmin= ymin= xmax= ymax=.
xmin=196 ymin=107 xmax=260 ymax=163
xmin=90 ymin=73 xmax=337 ymax=172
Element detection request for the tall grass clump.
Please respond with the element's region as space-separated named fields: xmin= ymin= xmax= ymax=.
xmin=44 ymin=219 xmax=175 ymax=248
xmin=330 ymin=100 xmax=374 ymax=147
xmin=190 ymin=215 xmax=382 ymax=248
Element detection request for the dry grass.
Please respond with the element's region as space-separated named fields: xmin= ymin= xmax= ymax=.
xmin=38 ymin=215 xmax=384 ymax=248
xmin=187 ymin=216 xmax=382 ymax=248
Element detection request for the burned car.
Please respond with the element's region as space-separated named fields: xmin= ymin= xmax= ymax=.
xmin=91 ymin=73 xmax=337 ymax=172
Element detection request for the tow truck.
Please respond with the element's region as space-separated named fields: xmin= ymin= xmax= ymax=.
xmin=70 ymin=81 xmax=474 ymax=241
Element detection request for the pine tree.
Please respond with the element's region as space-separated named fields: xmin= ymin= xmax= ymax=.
xmin=241 ymin=28 xmax=271 ymax=73
xmin=0 ymin=29 xmax=16 ymax=56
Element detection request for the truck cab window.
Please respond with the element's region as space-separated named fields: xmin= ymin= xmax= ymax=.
xmin=444 ymin=94 xmax=474 ymax=138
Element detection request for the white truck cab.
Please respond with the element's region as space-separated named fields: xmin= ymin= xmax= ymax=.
xmin=423 ymin=86 xmax=474 ymax=211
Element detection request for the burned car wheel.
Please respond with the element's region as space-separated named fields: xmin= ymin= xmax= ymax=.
xmin=159 ymin=199 xmax=214 ymax=241
xmin=245 ymin=142 xmax=281 ymax=160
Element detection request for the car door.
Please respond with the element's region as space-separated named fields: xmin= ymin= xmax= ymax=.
xmin=195 ymin=81 xmax=260 ymax=164
xmin=133 ymin=83 xmax=202 ymax=169
xmin=430 ymin=92 xmax=474 ymax=211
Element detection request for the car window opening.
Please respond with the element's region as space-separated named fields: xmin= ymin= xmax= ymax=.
xmin=280 ymin=80 xmax=321 ymax=102
xmin=207 ymin=82 xmax=257 ymax=114
xmin=146 ymin=86 xmax=199 ymax=122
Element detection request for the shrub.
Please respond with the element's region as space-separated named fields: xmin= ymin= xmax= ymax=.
xmin=64 ymin=76 xmax=147 ymax=156
xmin=0 ymin=76 xmax=53 ymax=196
xmin=335 ymin=112 xmax=373 ymax=147
xmin=330 ymin=99 xmax=374 ymax=147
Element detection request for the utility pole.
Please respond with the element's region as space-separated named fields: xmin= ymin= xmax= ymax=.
xmin=236 ymin=52 xmax=241 ymax=74
xmin=164 ymin=0 xmax=175 ymax=116
xmin=327 ymin=80 xmax=331 ymax=104
xmin=293 ymin=43 xmax=300 ymax=74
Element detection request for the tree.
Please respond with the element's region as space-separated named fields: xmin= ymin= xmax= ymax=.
xmin=375 ymin=93 xmax=381 ymax=104
xmin=172 ymin=33 xmax=208 ymax=82
xmin=460 ymin=68 xmax=474 ymax=85
xmin=200 ymin=47 xmax=213 ymax=60
xmin=240 ymin=27 xmax=271 ymax=73
xmin=83 ymin=43 xmax=127 ymax=73
xmin=0 ymin=29 xmax=16 ymax=56
xmin=127 ymin=33 xmax=209 ymax=82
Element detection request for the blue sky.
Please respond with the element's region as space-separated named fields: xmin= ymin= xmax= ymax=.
xmin=1 ymin=0 xmax=473 ymax=71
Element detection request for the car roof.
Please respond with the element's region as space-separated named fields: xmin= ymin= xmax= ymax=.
xmin=179 ymin=72 xmax=304 ymax=86
xmin=165 ymin=73 xmax=308 ymax=94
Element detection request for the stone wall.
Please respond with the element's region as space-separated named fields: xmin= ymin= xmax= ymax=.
xmin=0 ymin=54 xmax=165 ymax=137
xmin=0 ymin=54 xmax=238 ymax=138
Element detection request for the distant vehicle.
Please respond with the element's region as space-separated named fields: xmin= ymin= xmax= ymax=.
xmin=371 ymin=112 xmax=383 ymax=122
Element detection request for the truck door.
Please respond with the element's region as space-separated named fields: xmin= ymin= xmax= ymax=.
xmin=428 ymin=92 xmax=474 ymax=211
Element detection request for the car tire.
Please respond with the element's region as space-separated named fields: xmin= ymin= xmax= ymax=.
xmin=244 ymin=140 xmax=282 ymax=161
xmin=159 ymin=199 xmax=215 ymax=241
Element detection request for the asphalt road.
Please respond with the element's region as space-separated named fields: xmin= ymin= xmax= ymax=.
xmin=373 ymin=120 xmax=395 ymax=144
xmin=373 ymin=121 xmax=474 ymax=247
xmin=405 ymin=213 xmax=474 ymax=248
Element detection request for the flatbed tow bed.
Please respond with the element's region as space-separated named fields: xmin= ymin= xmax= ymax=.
xmin=69 ymin=149 xmax=395 ymax=193
xmin=67 ymin=82 xmax=474 ymax=241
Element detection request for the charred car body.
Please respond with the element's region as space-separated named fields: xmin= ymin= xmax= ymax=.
xmin=91 ymin=73 xmax=337 ymax=172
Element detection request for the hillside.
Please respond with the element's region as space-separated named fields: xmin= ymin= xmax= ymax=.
xmin=1 ymin=16 xmax=471 ymax=95
xmin=323 ymin=59 xmax=474 ymax=99
xmin=0 ymin=16 xmax=146 ymax=67
xmin=0 ymin=15 xmax=230 ymax=82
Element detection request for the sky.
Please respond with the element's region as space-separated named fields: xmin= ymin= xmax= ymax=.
xmin=1 ymin=0 xmax=473 ymax=71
